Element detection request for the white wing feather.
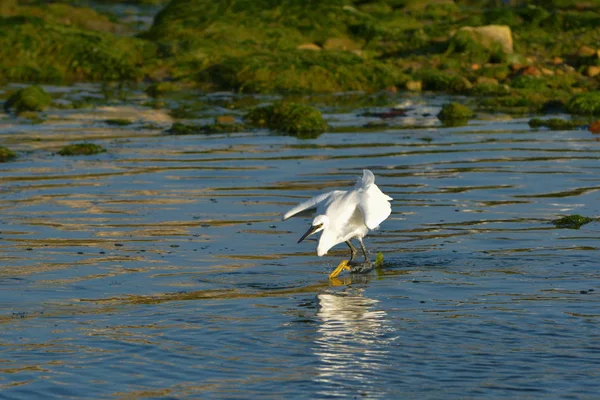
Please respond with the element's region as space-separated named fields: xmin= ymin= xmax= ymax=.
xmin=282 ymin=191 xmax=337 ymax=221
xmin=356 ymin=170 xmax=393 ymax=230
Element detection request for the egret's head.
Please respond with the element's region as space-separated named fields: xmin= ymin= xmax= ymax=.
xmin=297 ymin=215 xmax=329 ymax=244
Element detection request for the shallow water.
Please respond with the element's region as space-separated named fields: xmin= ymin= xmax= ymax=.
xmin=1 ymin=89 xmax=599 ymax=399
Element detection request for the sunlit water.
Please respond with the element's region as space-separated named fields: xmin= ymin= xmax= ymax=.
xmin=1 ymin=87 xmax=599 ymax=399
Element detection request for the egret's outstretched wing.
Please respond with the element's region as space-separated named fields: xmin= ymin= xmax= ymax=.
xmin=355 ymin=169 xmax=375 ymax=191
xmin=356 ymin=171 xmax=393 ymax=230
xmin=282 ymin=191 xmax=339 ymax=221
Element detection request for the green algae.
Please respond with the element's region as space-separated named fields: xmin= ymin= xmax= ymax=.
xmin=198 ymin=50 xmax=406 ymax=93
xmin=552 ymin=214 xmax=594 ymax=229
xmin=58 ymin=143 xmax=107 ymax=156
xmin=0 ymin=16 xmax=154 ymax=83
xmin=375 ymin=252 xmax=384 ymax=267
xmin=244 ymin=103 xmax=328 ymax=137
xmin=0 ymin=146 xmax=16 ymax=162
xmin=566 ymin=92 xmax=600 ymax=116
xmin=4 ymin=85 xmax=52 ymax=114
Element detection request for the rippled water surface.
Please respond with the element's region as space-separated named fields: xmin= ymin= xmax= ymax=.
xmin=1 ymin=87 xmax=599 ymax=399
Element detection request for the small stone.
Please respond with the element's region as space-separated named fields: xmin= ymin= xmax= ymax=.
xmin=323 ymin=38 xmax=360 ymax=51
xmin=215 ymin=115 xmax=236 ymax=124
xmin=476 ymin=76 xmax=499 ymax=85
xmin=405 ymin=80 xmax=422 ymax=92
xmin=297 ymin=43 xmax=321 ymax=51
xmin=540 ymin=68 xmax=554 ymax=76
xmin=589 ymin=120 xmax=600 ymax=134
xmin=576 ymin=45 xmax=596 ymax=57
xmin=552 ymin=56 xmax=564 ymax=64
xmin=520 ymin=66 xmax=541 ymax=77
xmin=585 ymin=66 xmax=600 ymax=77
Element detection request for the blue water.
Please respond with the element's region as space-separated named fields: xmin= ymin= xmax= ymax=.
xmin=0 ymin=90 xmax=599 ymax=399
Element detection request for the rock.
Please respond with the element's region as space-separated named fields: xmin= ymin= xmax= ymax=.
xmin=297 ymin=43 xmax=321 ymax=51
xmin=215 ymin=115 xmax=236 ymax=124
xmin=585 ymin=66 xmax=600 ymax=77
xmin=540 ymin=68 xmax=554 ymax=76
xmin=322 ymin=38 xmax=360 ymax=51
xmin=437 ymin=102 xmax=474 ymax=124
xmin=476 ymin=76 xmax=499 ymax=86
xmin=457 ymin=25 xmax=513 ymax=54
xmin=520 ymin=66 xmax=541 ymax=77
xmin=58 ymin=143 xmax=106 ymax=156
xmin=576 ymin=45 xmax=596 ymax=57
xmin=0 ymin=147 xmax=16 ymax=162
xmin=244 ymin=103 xmax=328 ymax=137
xmin=405 ymin=80 xmax=422 ymax=92
xmin=589 ymin=120 xmax=600 ymax=133
xmin=552 ymin=57 xmax=564 ymax=64
xmin=4 ymin=85 xmax=52 ymax=114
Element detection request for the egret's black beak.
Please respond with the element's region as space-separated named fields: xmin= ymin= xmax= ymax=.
xmin=298 ymin=224 xmax=322 ymax=244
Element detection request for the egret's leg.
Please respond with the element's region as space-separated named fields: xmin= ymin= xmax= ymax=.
xmin=358 ymin=237 xmax=369 ymax=262
xmin=349 ymin=238 xmax=373 ymax=273
xmin=345 ymin=240 xmax=357 ymax=262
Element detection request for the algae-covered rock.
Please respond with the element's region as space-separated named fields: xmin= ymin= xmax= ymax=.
xmin=58 ymin=143 xmax=106 ymax=156
xmin=437 ymin=103 xmax=474 ymax=124
xmin=198 ymin=50 xmax=405 ymax=93
xmin=0 ymin=146 xmax=16 ymax=162
xmin=0 ymin=17 xmax=153 ymax=82
xmin=528 ymin=118 xmax=582 ymax=130
xmin=105 ymin=118 xmax=133 ymax=126
xmin=166 ymin=122 xmax=246 ymax=135
xmin=420 ymin=70 xmax=472 ymax=94
xmin=244 ymin=103 xmax=328 ymax=137
xmin=552 ymin=215 xmax=594 ymax=229
xmin=566 ymin=92 xmax=600 ymax=116
xmin=4 ymin=85 xmax=52 ymax=114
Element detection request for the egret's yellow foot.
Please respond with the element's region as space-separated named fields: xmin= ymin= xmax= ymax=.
xmin=329 ymin=260 xmax=351 ymax=279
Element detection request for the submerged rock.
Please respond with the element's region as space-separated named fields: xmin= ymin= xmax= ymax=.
xmin=552 ymin=215 xmax=594 ymax=229
xmin=528 ymin=118 xmax=582 ymax=130
xmin=4 ymin=85 xmax=52 ymax=114
xmin=58 ymin=143 xmax=106 ymax=156
xmin=166 ymin=122 xmax=246 ymax=135
xmin=0 ymin=146 xmax=16 ymax=162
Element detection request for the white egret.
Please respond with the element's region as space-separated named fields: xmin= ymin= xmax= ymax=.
xmin=282 ymin=169 xmax=392 ymax=277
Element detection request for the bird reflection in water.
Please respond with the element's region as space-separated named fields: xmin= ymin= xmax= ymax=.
xmin=313 ymin=282 xmax=395 ymax=397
